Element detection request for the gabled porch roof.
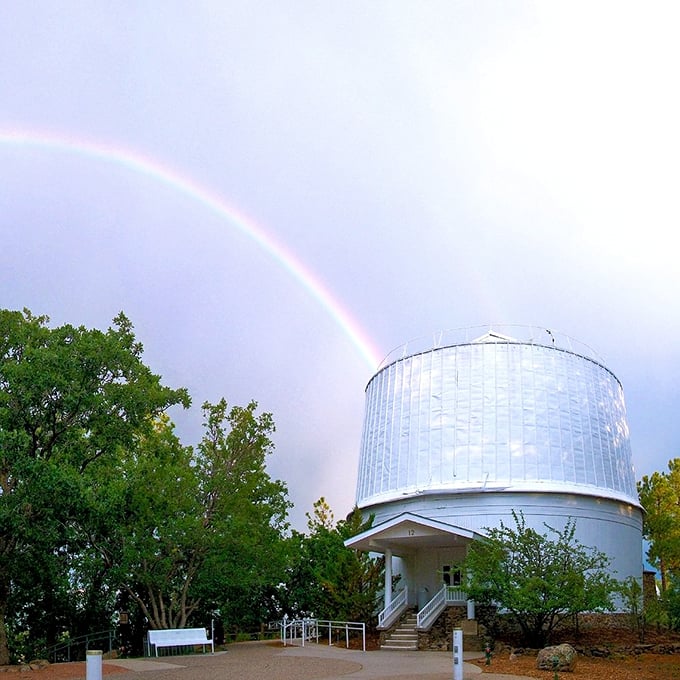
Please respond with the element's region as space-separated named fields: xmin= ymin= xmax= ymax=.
xmin=344 ymin=512 xmax=483 ymax=556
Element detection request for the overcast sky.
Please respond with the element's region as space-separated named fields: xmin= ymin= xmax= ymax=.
xmin=1 ymin=1 xmax=678 ymax=530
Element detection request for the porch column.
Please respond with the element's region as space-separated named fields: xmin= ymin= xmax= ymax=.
xmin=384 ymin=548 xmax=393 ymax=607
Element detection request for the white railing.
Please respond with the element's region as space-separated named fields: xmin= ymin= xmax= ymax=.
xmin=377 ymin=324 xmax=603 ymax=370
xmin=416 ymin=586 xmax=469 ymax=630
xmin=377 ymin=586 xmax=408 ymax=629
xmin=416 ymin=586 xmax=446 ymax=629
xmin=445 ymin=588 xmax=468 ymax=604
xmin=281 ymin=616 xmax=316 ymax=647
xmin=280 ymin=617 xmax=365 ymax=651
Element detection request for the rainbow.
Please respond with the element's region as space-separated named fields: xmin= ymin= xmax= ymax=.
xmin=0 ymin=128 xmax=383 ymax=369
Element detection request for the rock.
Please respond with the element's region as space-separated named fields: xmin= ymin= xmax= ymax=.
xmin=590 ymin=646 xmax=612 ymax=657
xmin=536 ymin=643 xmax=577 ymax=672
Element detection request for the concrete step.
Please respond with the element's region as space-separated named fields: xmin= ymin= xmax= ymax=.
xmin=381 ymin=646 xmax=417 ymax=651
xmin=381 ymin=641 xmax=418 ymax=650
xmin=386 ymin=637 xmax=417 ymax=644
xmin=380 ymin=609 xmax=420 ymax=651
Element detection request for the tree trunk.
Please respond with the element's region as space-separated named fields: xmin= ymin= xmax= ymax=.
xmin=0 ymin=594 xmax=10 ymax=665
xmin=0 ymin=618 xmax=9 ymax=666
xmin=660 ymin=556 xmax=667 ymax=593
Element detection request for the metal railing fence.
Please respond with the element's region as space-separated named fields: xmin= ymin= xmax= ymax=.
xmin=280 ymin=617 xmax=365 ymax=651
xmin=45 ymin=629 xmax=118 ymax=663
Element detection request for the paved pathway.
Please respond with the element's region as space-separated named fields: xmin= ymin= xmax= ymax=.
xmin=102 ymin=641 xmax=533 ymax=680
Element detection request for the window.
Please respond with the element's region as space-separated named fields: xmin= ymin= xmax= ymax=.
xmin=442 ymin=565 xmax=461 ymax=587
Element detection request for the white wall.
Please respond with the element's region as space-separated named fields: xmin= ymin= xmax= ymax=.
xmin=368 ymin=491 xmax=643 ymax=586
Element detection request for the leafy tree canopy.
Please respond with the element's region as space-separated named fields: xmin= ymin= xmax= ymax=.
xmin=638 ymin=459 xmax=680 ymax=591
xmin=0 ymin=309 xmax=189 ymax=663
xmin=81 ymin=399 xmax=291 ymax=633
xmin=281 ymin=499 xmax=383 ymax=625
xmin=462 ymin=511 xmax=617 ymax=647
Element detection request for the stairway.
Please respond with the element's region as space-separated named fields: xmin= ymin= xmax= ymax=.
xmin=380 ymin=611 xmax=418 ymax=651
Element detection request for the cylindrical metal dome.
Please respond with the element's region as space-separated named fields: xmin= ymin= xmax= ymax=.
xmin=355 ymin=326 xmax=642 ymax=582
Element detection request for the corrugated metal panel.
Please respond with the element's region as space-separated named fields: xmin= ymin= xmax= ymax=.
xmin=356 ymin=338 xmax=638 ymax=507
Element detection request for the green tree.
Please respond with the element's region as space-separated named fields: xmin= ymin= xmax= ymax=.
xmin=462 ymin=511 xmax=617 ymax=647
xmin=618 ymin=575 xmax=645 ymax=642
xmin=282 ymin=499 xmax=383 ymax=625
xmin=90 ymin=399 xmax=290 ymax=633
xmin=190 ymin=399 xmax=290 ymax=632
xmin=664 ymin=574 xmax=680 ymax=631
xmin=638 ymin=459 xmax=680 ymax=592
xmin=87 ymin=415 xmax=200 ymax=630
xmin=0 ymin=309 xmax=189 ymax=664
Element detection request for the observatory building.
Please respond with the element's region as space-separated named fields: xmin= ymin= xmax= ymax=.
xmin=346 ymin=326 xmax=642 ymax=637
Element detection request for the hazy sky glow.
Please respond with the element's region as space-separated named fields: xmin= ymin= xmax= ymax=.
xmin=2 ymin=2 xmax=679 ymax=529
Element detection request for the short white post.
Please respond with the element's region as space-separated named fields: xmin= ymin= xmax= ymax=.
xmin=467 ymin=599 xmax=476 ymax=620
xmin=452 ymin=628 xmax=463 ymax=680
xmin=86 ymin=650 xmax=102 ymax=680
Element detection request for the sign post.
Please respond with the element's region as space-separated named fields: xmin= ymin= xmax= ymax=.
xmin=452 ymin=628 xmax=463 ymax=680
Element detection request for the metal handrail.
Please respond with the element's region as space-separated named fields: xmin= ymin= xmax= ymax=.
xmin=280 ymin=617 xmax=365 ymax=651
xmin=377 ymin=586 xmax=408 ymax=629
xmin=377 ymin=324 xmax=603 ymax=371
xmin=45 ymin=629 xmax=118 ymax=663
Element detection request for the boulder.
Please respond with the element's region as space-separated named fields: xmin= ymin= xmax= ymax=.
xmin=536 ymin=643 xmax=577 ymax=672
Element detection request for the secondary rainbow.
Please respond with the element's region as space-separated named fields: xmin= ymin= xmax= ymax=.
xmin=0 ymin=128 xmax=383 ymax=369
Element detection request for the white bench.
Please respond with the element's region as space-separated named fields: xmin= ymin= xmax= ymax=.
xmin=147 ymin=628 xmax=214 ymax=656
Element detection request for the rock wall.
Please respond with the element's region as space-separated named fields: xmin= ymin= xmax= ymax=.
xmin=416 ymin=607 xmax=485 ymax=651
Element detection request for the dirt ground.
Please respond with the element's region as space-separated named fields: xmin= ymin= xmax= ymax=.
xmin=5 ymin=661 xmax=128 ymax=677
xmin=468 ymin=625 xmax=680 ymax=680
xmin=469 ymin=650 xmax=680 ymax=679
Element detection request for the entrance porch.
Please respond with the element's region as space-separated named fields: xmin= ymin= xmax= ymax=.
xmin=345 ymin=512 xmax=483 ymax=641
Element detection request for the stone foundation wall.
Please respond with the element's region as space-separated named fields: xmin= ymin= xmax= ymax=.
xmin=417 ymin=607 xmax=476 ymax=651
xmin=482 ymin=610 xmax=653 ymax=648
xmin=576 ymin=612 xmax=637 ymax=632
xmin=425 ymin=607 xmax=646 ymax=650
xmin=643 ymin=570 xmax=657 ymax=605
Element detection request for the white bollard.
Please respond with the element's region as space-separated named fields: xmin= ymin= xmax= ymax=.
xmin=86 ymin=650 xmax=103 ymax=680
xmin=467 ymin=599 xmax=476 ymax=620
xmin=452 ymin=628 xmax=463 ymax=680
